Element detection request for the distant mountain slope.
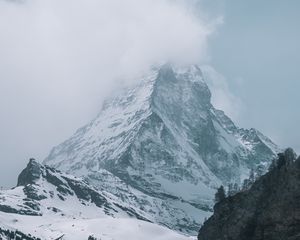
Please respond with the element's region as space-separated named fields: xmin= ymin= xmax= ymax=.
xmin=0 ymin=159 xmax=191 ymax=240
xmin=0 ymin=158 xmax=148 ymax=220
xmin=198 ymin=148 xmax=300 ymax=240
xmin=44 ymin=64 xmax=280 ymax=234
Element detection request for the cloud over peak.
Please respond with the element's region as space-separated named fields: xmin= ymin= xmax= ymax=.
xmin=0 ymin=0 xmax=220 ymax=187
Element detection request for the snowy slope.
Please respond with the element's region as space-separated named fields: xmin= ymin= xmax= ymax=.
xmin=0 ymin=213 xmax=193 ymax=240
xmin=0 ymin=159 xmax=150 ymax=222
xmin=44 ymin=64 xmax=280 ymax=234
xmin=0 ymin=159 xmax=193 ymax=240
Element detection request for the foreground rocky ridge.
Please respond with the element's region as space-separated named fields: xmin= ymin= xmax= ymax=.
xmin=0 ymin=158 xmax=147 ymax=220
xmin=198 ymin=148 xmax=300 ymax=240
xmin=0 ymin=159 xmax=190 ymax=240
xmin=44 ymin=64 xmax=280 ymax=234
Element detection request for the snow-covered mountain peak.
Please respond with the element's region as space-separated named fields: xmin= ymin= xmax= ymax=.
xmin=44 ymin=63 xmax=280 ymax=234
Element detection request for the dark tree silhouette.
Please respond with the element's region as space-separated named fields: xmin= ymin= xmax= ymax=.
xmin=215 ymin=185 xmax=226 ymax=203
xmin=249 ymin=168 xmax=255 ymax=183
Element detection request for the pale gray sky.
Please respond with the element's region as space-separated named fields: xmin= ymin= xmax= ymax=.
xmin=0 ymin=0 xmax=299 ymax=187
xmin=0 ymin=0 xmax=212 ymax=187
xmin=201 ymin=0 xmax=300 ymax=153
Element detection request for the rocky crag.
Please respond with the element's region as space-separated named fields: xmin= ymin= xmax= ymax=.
xmin=198 ymin=148 xmax=300 ymax=240
xmin=0 ymin=159 xmax=191 ymax=240
xmin=0 ymin=158 xmax=147 ymax=220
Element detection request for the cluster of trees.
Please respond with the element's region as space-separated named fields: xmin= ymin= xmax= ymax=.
xmin=241 ymin=164 xmax=267 ymax=191
xmin=88 ymin=235 xmax=98 ymax=240
xmin=215 ymin=150 xmax=298 ymax=204
xmin=269 ymin=150 xmax=297 ymax=170
xmin=214 ymin=186 xmax=226 ymax=203
xmin=227 ymin=182 xmax=239 ymax=196
xmin=0 ymin=227 xmax=99 ymax=240
xmin=0 ymin=227 xmax=40 ymax=240
xmin=215 ymin=164 xmax=267 ymax=203
xmin=241 ymin=168 xmax=255 ymax=191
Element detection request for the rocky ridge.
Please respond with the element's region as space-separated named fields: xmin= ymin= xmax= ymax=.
xmin=198 ymin=148 xmax=300 ymax=240
xmin=0 ymin=159 xmax=147 ymax=220
xmin=0 ymin=159 xmax=191 ymax=240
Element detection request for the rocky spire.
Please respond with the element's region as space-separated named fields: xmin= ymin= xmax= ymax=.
xmin=17 ymin=158 xmax=42 ymax=186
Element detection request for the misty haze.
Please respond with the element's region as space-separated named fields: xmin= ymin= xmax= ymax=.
xmin=0 ymin=0 xmax=299 ymax=240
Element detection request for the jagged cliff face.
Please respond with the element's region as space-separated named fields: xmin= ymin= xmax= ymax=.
xmin=44 ymin=64 xmax=279 ymax=234
xmin=198 ymin=149 xmax=300 ymax=240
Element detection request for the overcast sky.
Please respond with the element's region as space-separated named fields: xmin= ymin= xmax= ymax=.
xmin=0 ymin=0 xmax=299 ymax=187
xmin=201 ymin=0 xmax=300 ymax=153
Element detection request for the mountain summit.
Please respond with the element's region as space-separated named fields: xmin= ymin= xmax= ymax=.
xmin=44 ymin=64 xmax=279 ymax=234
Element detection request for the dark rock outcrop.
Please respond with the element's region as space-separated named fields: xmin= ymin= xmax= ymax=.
xmin=1 ymin=159 xmax=147 ymax=221
xmin=15 ymin=159 xmax=110 ymax=208
xmin=0 ymin=226 xmax=40 ymax=240
xmin=17 ymin=158 xmax=42 ymax=186
xmin=198 ymin=148 xmax=300 ymax=240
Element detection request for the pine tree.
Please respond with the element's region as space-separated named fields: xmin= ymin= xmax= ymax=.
xmin=242 ymin=179 xmax=250 ymax=191
xmin=277 ymin=153 xmax=286 ymax=168
xmin=268 ymin=159 xmax=277 ymax=171
xmin=249 ymin=168 xmax=255 ymax=183
xmin=233 ymin=183 xmax=239 ymax=193
xmin=215 ymin=185 xmax=226 ymax=203
xmin=228 ymin=182 xmax=240 ymax=195
xmin=255 ymin=165 xmax=265 ymax=179
xmin=227 ymin=183 xmax=234 ymax=196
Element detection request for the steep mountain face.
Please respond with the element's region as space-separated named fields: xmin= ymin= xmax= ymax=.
xmin=44 ymin=64 xmax=279 ymax=234
xmin=198 ymin=148 xmax=300 ymax=240
xmin=0 ymin=159 xmax=190 ymax=240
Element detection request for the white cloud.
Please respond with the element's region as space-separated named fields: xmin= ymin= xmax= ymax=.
xmin=0 ymin=0 xmax=219 ymax=186
xmin=0 ymin=0 xmax=216 ymax=110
